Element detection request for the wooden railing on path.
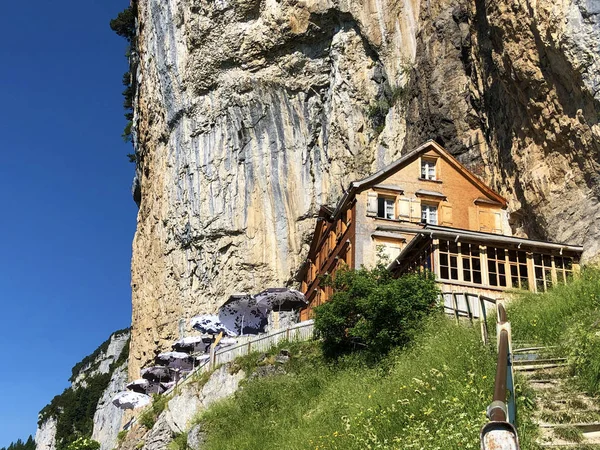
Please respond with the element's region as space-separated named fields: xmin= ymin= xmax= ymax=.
xmin=439 ymin=291 xmax=499 ymax=345
xmin=123 ymin=320 xmax=315 ymax=430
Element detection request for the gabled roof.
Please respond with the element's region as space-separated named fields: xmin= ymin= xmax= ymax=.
xmin=347 ymin=140 xmax=506 ymax=211
xmin=295 ymin=141 xmax=510 ymax=281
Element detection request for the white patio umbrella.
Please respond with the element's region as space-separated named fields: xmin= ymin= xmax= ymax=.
xmin=112 ymin=391 xmax=151 ymax=410
xmin=190 ymin=315 xmax=236 ymax=336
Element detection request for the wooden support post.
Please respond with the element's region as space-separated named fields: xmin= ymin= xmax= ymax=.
xmin=465 ymin=293 xmax=473 ymax=324
xmin=452 ymin=293 xmax=460 ymax=323
xmin=479 ymin=295 xmax=488 ymax=346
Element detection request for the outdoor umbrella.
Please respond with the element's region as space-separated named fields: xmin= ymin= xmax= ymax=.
xmin=127 ymin=378 xmax=163 ymax=395
xmin=126 ymin=379 xmax=149 ymax=394
xmin=254 ymin=288 xmax=307 ymax=311
xmin=218 ymin=294 xmax=269 ymax=335
xmin=172 ymin=335 xmax=212 ymax=354
xmin=141 ymin=366 xmax=173 ymax=382
xmin=112 ymin=391 xmax=151 ymax=410
xmin=190 ymin=315 xmax=236 ymax=336
xmin=156 ymin=351 xmax=195 ymax=371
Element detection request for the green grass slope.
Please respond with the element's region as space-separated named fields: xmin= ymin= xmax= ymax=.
xmin=507 ymin=268 xmax=600 ymax=395
xmin=197 ymin=315 xmax=496 ymax=450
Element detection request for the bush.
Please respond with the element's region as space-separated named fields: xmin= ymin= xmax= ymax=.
xmin=314 ymin=267 xmax=440 ymax=357
xmin=65 ymin=438 xmax=100 ymax=450
xmin=109 ymin=6 xmax=137 ymax=42
xmin=139 ymin=394 xmax=168 ymax=429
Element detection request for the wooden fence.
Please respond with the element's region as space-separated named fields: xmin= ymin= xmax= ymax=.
xmin=165 ymin=320 xmax=315 ymax=395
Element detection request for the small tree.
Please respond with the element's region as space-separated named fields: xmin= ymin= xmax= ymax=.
xmin=314 ymin=266 xmax=440 ymax=357
xmin=65 ymin=438 xmax=100 ymax=450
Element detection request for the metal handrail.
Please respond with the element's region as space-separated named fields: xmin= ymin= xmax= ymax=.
xmin=480 ymin=302 xmax=520 ymax=449
xmin=440 ymin=292 xmax=520 ymax=448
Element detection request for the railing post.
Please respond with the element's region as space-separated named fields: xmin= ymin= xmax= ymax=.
xmin=452 ymin=293 xmax=459 ymax=323
xmin=465 ymin=293 xmax=473 ymax=324
xmin=479 ymin=295 xmax=489 ymax=346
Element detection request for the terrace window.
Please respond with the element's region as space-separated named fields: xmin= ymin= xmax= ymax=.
xmin=487 ymin=247 xmax=508 ymax=287
xmin=508 ymin=250 xmax=529 ymax=290
xmin=439 ymin=240 xmax=459 ymax=281
xmin=462 ymin=243 xmax=482 ymax=284
xmin=533 ymin=254 xmax=553 ymax=292
xmin=555 ymin=256 xmax=574 ymax=284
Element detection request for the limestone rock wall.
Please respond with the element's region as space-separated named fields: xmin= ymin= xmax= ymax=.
xmin=92 ymin=362 xmax=129 ymax=450
xmin=73 ymin=331 xmax=130 ymax=388
xmin=129 ymin=0 xmax=600 ymax=377
xmin=35 ymin=417 xmax=57 ymax=450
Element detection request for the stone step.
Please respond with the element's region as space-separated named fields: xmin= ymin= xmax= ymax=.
xmin=515 ymin=362 xmax=568 ymax=371
xmin=514 ymin=357 xmax=567 ymax=366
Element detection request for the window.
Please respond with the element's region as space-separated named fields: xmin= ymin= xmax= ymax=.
xmin=462 ymin=243 xmax=482 ymax=284
xmin=533 ymin=254 xmax=553 ymax=292
xmin=508 ymin=250 xmax=529 ymax=290
xmin=439 ymin=240 xmax=459 ymax=280
xmin=377 ymin=196 xmax=395 ymax=219
xmin=487 ymin=247 xmax=508 ymax=287
xmin=555 ymin=256 xmax=574 ymax=284
xmin=421 ymin=204 xmax=438 ymax=224
xmin=421 ymin=158 xmax=437 ymax=180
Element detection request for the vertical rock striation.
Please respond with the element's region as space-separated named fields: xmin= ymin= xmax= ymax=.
xmin=129 ymin=0 xmax=600 ymax=377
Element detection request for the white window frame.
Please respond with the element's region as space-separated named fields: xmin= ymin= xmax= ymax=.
xmin=421 ymin=158 xmax=437 ymax=180
xmin=421 ymin=204 xmax=438 ymax=225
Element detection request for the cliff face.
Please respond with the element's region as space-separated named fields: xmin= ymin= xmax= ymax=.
xmin=36 ymin=330 xmax=130 ymax=450
xmin=129 ymin=0 xmax=600 ymax=376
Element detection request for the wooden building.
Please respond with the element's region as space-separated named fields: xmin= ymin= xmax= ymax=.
xmin=297 ymin=141 xmax=583 ymax=320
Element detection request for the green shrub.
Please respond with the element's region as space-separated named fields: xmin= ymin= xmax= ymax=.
xmin=314 ymin=267 xmax=439 ymax=357
xmin=109 ymin=6 xmax=137 ymax=42
xmin=168 ymin=433 xmax=188 ymax=450
xmin=65 ymin=438 xmax=100 ymax=450
xmin=564 ymin=309 xmax=600 ymax=395
xmin=139 ymin=394 xmax=169 ymax=430
xmin=117 ymin=430 xmax=128 ymax=444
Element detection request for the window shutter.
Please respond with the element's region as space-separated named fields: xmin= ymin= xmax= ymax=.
xmin=397 ymin=198 xmax=411 ymax=219
xmin=478 ymin=209 xmax=501 ymax=233
xmin=367 ymin=192 xmax=378 ymax=216
xmin=440 ymin=204 xmax=453 ymax=226
xmin=410 ymin=198 xmax=421 ymax=222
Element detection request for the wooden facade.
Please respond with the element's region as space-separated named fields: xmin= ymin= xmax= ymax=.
xmin=296 ymin=141 xmax=583 ymax=319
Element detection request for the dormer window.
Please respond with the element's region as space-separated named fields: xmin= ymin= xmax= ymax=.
xmin=421 ymin=158 xmax=437 ymax=180
xmin=377 ymin=196 xmax=395 ymax=219
xmin=421 ymin=204 xmax=438 ymax=224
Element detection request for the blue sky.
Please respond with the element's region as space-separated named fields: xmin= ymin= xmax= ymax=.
xmin=0 ymin=0 xmax=136 ymax=446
